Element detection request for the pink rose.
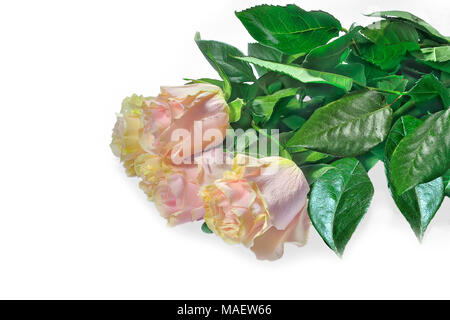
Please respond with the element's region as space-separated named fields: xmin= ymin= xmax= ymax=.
xmin=139 ymin=84 xmax=229 ymax=162
xmin=136 ymin=149 xmax=232 ymax=226
xmin=201 ymin=154 xmax=310 ymax=260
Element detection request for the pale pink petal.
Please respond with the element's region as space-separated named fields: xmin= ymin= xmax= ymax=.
xmin=160 ymin=83 xmax=221 ymax=101
xmin=139 ymin=84 xmax=229 ymax=160
xmin=251 ymin=205 xmax=310 ymax=261
xmin=195 ymin=148 xmax=233 ymax=185
xmin=234 ymin=155 xmax=310 ymax=230
xmin=158 ymin=95 xmax=229 ymax=159
xmin=147 ymin=149 xmax=231 ymax=226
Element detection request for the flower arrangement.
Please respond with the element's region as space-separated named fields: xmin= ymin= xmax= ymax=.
xmin=111 ymin=4 xmax=449 ymax=260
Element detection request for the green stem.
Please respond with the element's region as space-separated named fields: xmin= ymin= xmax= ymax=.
xmin=353 ymin=80 xmax=406 ymax=96
xmin=389 ymin=94 xmax=404 ymax=108
xmin=368 ymin=86 xmax=406 ymax=96
xmin=393 ymin=100 xmax=416 ymax=118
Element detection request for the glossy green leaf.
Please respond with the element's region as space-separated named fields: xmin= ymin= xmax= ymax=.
xmin=287 ymin=91 xmax=392 ymax=157
xmin=281 ymin=115 xmax=306 ymax=130
xmin=412 ymin=46 xmax=450 ymax=62
xmin=357 ymin=152 xmax=380 ymax=172
xmin=236 ymin=4 xmax=342 ymax=55
xmin=291 ymin=150 xmax=333 ymax=166
xmin=231 ymin=82 xmax=259 ymax=102
xmin=228 ymin=98 xmax=245 ymax=123
xmin=234 ymin=56 xmax=353 ymax=91
xmin=355 ymin=139 xmax=385 ymax=172
xmin=348 ymin=52 xmax=394 ymax=83
xmin=248 ymin=43 xmax=284 ymax=76
xmin=250 ymin=88 xmax=298 ymax=124
xmin=302 ymin=28 xmax=361 ymax=71
xmin=366 ymin=11 xmax=450 ymax=43
xmin=207 ymin=54 xmax=232 ymax=101
xmin=358 ymin=21 xmax=419 ymax=70
xmin=407 ymin=74 xmax=450 ymax=107
xmin=412 ymin=52 xmax=450 ymax=73
xmin=195 ymin=32 xmax=255 ymax=82
xmin=391 ymin=109 xmax=450 ymax=194
xmin=309 ymin=158 xmax=374 ymax=256
xmin=385 ymin=116 xmax=445 ymax=240
xmin=300 ymin=164 xmax=334 ymax=185
xmin=375 ymin=75 xmax=409 ymax=104
xmin=332 ymin=63 xmax=367 ymax=86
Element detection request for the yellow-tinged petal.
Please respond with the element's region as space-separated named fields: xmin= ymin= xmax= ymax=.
xmin=200 ymin=153 xmax=311 ymax=259
xmin=110 ymin=94 xmax=147 ymax=176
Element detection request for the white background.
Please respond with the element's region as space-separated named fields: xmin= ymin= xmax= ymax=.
xmin=0 ymin=0 xmax=449 ymax=299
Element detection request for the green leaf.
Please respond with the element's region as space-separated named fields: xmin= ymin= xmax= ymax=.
xmin=300 ymin=164 xmax=334 ymax=185
xmin=287 ymin=91 xmax=392 ymax=157
xmin=441 ymin=72 xmax=450 ymax=87
xmin=385 ymin=116 xmax=444 ymax=240
xmin=302 ymin=28 xmax=361 ymax=71
xmin=366 ymin=11 xmax=450 ymax=43
xmin=358 ymin=21 xmax=420 ymax=70
xmin=332 ymin=63 xmax=367 ymax=86
xmin=356 ymin=140 xmax=385 ymax=172
xmin=407 ymin=74 xmax=450 ymax=107
xmin=390 ymin=109 xmax=450 ymax=194
xmin=444 ymin=170 xmax=450 ymax=197
xmin=309 ymin=158 xmax=374 ymax=256
xmin=234 ymin=56 xmax=353 ymax=91
xmin=281 ymin=115 xmax=306 ymax=130
xmin=195 ymin=32 xmax=255 ymax=82
xmin=348 ymin=52 xmax=394 ymax=83
xmin=291 ymin=150 xmax=333 ymax=166
xmin=250 ymin=122 xmax=291 ymax=159
xmin=231 ymin=82 xmax=259 ymax=102
xmin=228 ymin=98 xmax=245 ymax=123
xmin=411 ymin=51 xmax=450 ymax=73
xmin=184 ymin=78 xmax=224 ymax=88
xmin=208 ymin=55 xmax=232 ymax=101
xmin=236 ymin=4 xmax=342 ymax=55
xmin=357 ymin=152 xmax=380 ymax=172
xmin=412 ymin=46 xmax=450 ymax=62
xmin=248 ymin=43 xmax=284 ymax=76
xmin=201 ymin=222 xmax=213 ymax=234
xmin=375 ymin=75 xmax=409 ymax=104
xmin=250 ymin=88 xmax=299 ymax=124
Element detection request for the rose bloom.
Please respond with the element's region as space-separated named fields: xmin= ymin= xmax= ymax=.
xmin=135 ymin=148 xmax=232 ymax=226
xmin=139 ymin=83 xmax=229 ymax=162
xmin=201 ymin=154 xmax=310 ymax=260
xmin=110 ymin=95 xmax=147 ymax=176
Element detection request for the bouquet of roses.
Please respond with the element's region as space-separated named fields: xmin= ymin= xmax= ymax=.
xmin=111 ymin=4 xmax=450 ymax=260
